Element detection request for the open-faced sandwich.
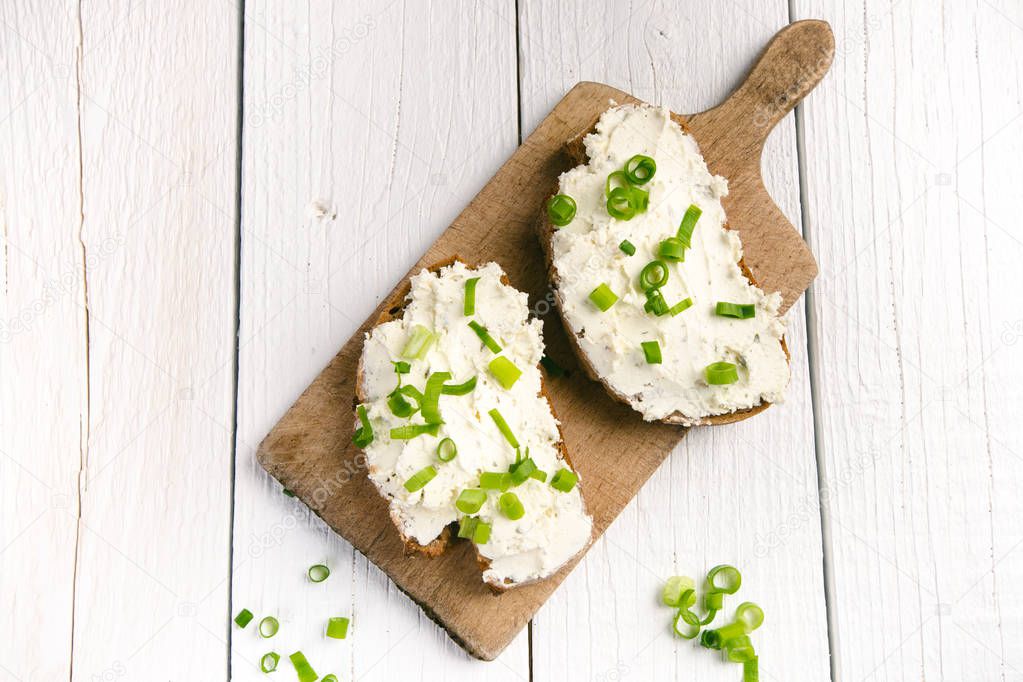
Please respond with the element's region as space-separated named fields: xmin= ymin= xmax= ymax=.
xmin=537 ymin=103 xmax=790 ymax=425
xmin=353 ymin=260 xmax=592 ymax=590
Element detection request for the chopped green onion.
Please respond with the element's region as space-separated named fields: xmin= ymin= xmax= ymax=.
xmin=403 ymin=465 xmax=437 ymax=492
xmin=711 ymin=620 xmax=749 ymax=644
xmin=234 ymin=608 xmax=254 ymax=628
xmin=467 ymin=320 xmax=502 ymax=353
xmin=641 ymin=340 xmax=662 ymax=364
xmin=282 ymin=488 xmax=296 ymax=497
xmin=488 ymin=408 xmax=519 ymax=448
xmin=715 ymin=302 xmax=756 ymax=319
xmin=389 ymin=423 xmax=441 ymax=439
xmin=547 ymin=194 xmax=577 ymax=226
xmin=644 ymin=289 xmax=669 ymax=316
xmin=658 ymin=237 xmax=686 ymax=262
xmin=326 ymin=617 xmax=350 ymax=640
xmin=308 ymin=564 xmax=330 ymax=583
xmin=540 ymin=355 xmax=566 ymax=377
xmin=677 ymin=204 xmax=702 ymax=247
xmin=624 ymin=154 xmax=657 ymax=184
xmin=464 ymin=277 xmax=480 ymax=316
xmin=530 ymin=469 xmax=548 ymax=483
xmin=606 ymin=186 xmax=637 ymax=220
xmin=258 ymin=616 xmax=279 ymax=638
xmin=322 ymin=676 xmax=339 ymax=682
xmin=353 ymin=404 xmax=373 ymax=447
xmin=705 ymin=591 xmax=725 ymax=611
xmin=589 ymin=283 xmax=618 ymax=311
xmin=708 ymin=564 xmax=742 ymax=593
xmin=700 ymin=628 xmax=723 ymax=650
xmin=499 ymin=492 xmax=525 ymax=520
xmin=744 ymin=657 xmax=759 ymax=682
xmin=387 ymin=390 xmax=417 ymax=418
xmin=457 ymin=516 xmax=491 ymax=543
xmin=550 ymin=468 xmax=578 ymax=492
xmin=730 ymin=641 xmax=758 ymax=664
xmin=288 ymin=651 xmax=318 ymax=682
xmin=619 ymin=239 xmax=636 ymax=256
xmin=479 ymin=472 xmax=512 ymax=491
xmin=399 ymin=384 xmax=424 ymax=405
xmin=393 ymin=360 xmax=411 ymax=374
xmin=401 ymin=324 xmax=435 ymax=360
xmin=735 ymin=602 xmax=765 ymax=632
xmin=441 ymin=375 xmax=477 ymax=396
xmin=473 ymin=520 xmax=492 ymax=544
xmin=508 ymin=456 xmax=537 ymax=485
xmin=436 ymin=437 xmax=458 ymax=462
xmin=260 ymin=652 xmax=280 ymax=673
xmin=639 ymin=260 xmax=669 ymax=291
xmin=662 ymin=576 xmax=695 ymax=607
xmin=672 ymin=610 xmax=700 ymax=639
xmin=629 ymin=186 xmax=649 ymax=213
xmin=605 ymin=170 xmax=630 ymax=196
xmin=457 ymin=516 xmax=478 ymax=539
xmin=455 ymin=488 xmax=486 ymax=514
xmin=420 ymin=371 xmax=451 ymax=424
xmin=676 ymin=588 xmax=709 ymax=627
xmin=488 ymin=356 xmax=522 ymax=389
xmin=668 ymin=297 xmax=693 ymax=316
xmin=705 ymin=362 xmax=739 ymax=385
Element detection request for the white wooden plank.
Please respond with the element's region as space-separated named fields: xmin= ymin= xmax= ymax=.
xmin=63 ymin=1 xmax=239 ymax=679
xmin=793 ymin=0 xmax=1023 ymax=679
xmin=232 ymin=2 xmax=528 ymax=679
xmin=0 ymin=3 xmax=82 ymax=680
xmin=519 ymin=2 xmax=831 ymax=681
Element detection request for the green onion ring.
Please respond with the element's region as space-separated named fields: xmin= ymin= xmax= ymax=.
xmin=629 ymin=186 xmax=649 ymax=213
xmin=547 ymin=194 xmax=577 ymax=226
xmin=605 ymin=170 xmax=630 ymax=196
xmin=657 ymin=237 xmax=686 ymax=262
xmin=619 ymin=239 xmax=636 ymax=256
xmin=436 ymin=437 xmax=457 ymax=462
xmin=308 ymin=564 xmax=330 ymax=583
xmin=588 ymin=283 xmax=619 ymax=311
xmin=644 ymin=289 xmax=669 ymax=316
xmin=606 ymin=186 xmax=637 ymax=220
xmin=455 ymin=488 xmax=486 ymax=514
xmin=639 ymin=260 xmax=669 ymax=291
xmin=705 ymin=362 xmax=739 ymax=385
xmin=260 ymin=652 xmax=280 ymax=673
xmin=499 ymin=491 xmax=525 ymax=520
xmin=641 ymin=340 xmax=662 ymax=364
xmin=715 ymin=301 xmax=756 ymax=319
xmin=624 ymin=154 xmax=657 ymax=184
xmin=662 ymin=577 xmax=696 ymax=607
xmin=258 ymin=616 xmax=279 ymax=638
xmin=550 ymin=468 xmax=578 ymax=492
xmin=488 ymin=356 xmax=522 ymax=389
xmin=707 ymin=564 xmax=742 ymax=593
xmin=672 ymin=609 xmax=700 ymax=639
xmin=735 ymin=602 xmax=765 ymax=632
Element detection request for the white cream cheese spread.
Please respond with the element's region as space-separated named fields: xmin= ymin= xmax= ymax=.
xmin=551 ymin=103 xmax=790 ymax=423
xmin=357 ymin=261 xmax=592 ymax=586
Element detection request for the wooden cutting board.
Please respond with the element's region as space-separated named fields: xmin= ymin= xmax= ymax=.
xmin=257 ymin=20 xmax=834 ymax=661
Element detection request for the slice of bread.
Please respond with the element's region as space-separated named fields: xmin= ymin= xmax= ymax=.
xmin=354 ymin=259 xmax=592 ymax=592
xmin=536 ymin=104 xmax=790 ymax=426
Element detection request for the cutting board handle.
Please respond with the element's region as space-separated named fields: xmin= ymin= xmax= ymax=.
xmin=696 ymin=20 xmax=834 ymax=157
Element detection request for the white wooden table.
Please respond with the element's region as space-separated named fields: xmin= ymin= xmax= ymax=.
xmin=2 ymin=1 xmax=1021 ymax=680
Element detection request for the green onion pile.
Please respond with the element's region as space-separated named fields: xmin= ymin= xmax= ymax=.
xmin=662 ymin=565 xmax=763 ymax=681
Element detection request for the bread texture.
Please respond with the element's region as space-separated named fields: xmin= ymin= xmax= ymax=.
xmin=354 ymin=258 xmax=590 ymax=592
xmin=535 ymin=111 xmax=789 ymax=426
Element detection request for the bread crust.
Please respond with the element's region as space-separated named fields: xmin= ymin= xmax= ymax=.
xmin=354 ymin=258 xmax=591 ymax=592
xmin=535 ymin=111 xmax=789 ymax=426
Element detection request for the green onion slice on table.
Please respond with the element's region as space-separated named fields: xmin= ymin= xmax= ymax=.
xmin=547 ymin=194 xmax=577 ymax=226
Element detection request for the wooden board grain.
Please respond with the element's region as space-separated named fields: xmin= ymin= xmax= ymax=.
xmin=257 ymin=20 xmax=834 ymax=660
